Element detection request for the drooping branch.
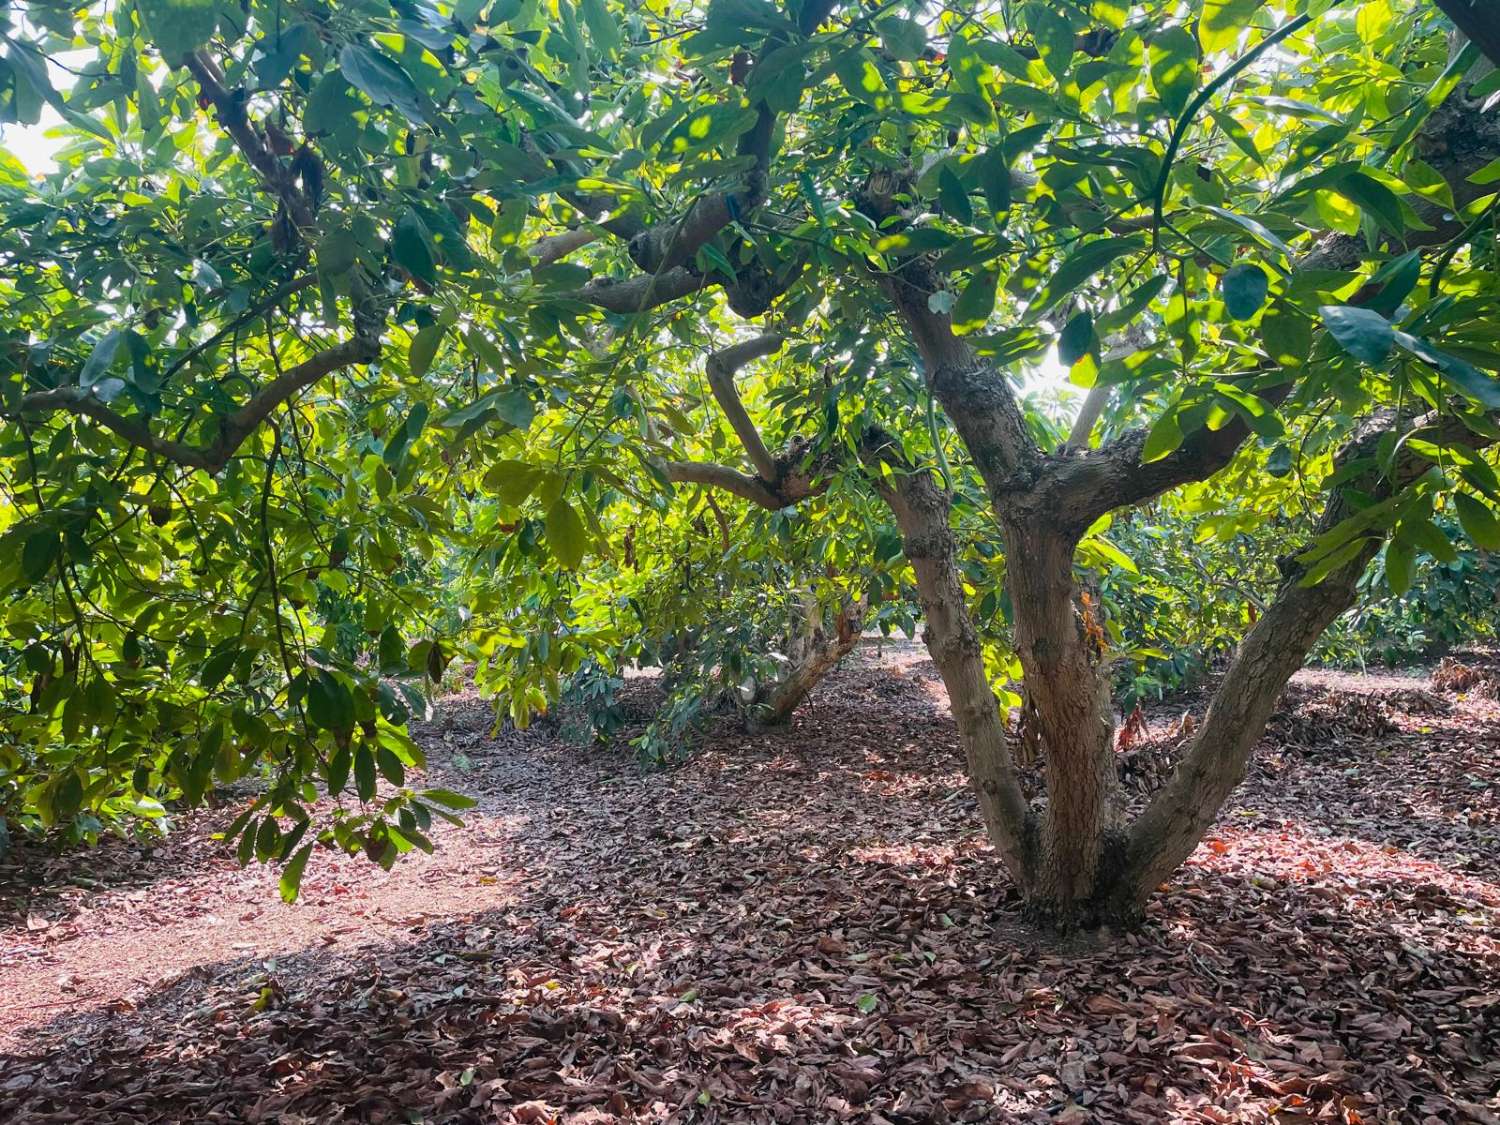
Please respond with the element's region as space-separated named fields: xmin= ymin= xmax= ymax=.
xmin=706 ymin=334 xmax=784 ymax=482
xmin=1112 ymin=407 xmax=1500 ymax=913
xmin=11 ymin=336 xmax=380 ymax=473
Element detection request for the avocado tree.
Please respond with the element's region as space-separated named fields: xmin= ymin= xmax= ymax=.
xmin=2 ymin=0 xmax=1498 ymax=924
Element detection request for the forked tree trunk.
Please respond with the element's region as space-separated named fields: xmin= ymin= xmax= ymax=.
xmin=869 ymin=411 xmax=1492 ymax=929
xmin=749 ymin=598 xmax=866 ymax=726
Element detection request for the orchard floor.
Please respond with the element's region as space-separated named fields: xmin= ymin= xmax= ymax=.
xmin=2 ymin=643 xmax=1498 ymax=1124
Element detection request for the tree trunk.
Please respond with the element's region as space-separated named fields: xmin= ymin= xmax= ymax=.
xmin=866 ymin=442 xmax=1038 ymax=891
xmin=867 ymin=77 xmax=1500 ymax=930
xmin=1002 ymin=516 xmax=1121 ymax=926
xmin=749 ymin=598 xmax=865 ymax=726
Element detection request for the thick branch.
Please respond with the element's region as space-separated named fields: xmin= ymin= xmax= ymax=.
xmin=184 ymin=52 xmax=314 ymax=232
xmin=531 ymin=227 xmax=600 ymax=269
xmin=13 ymin=336 xmax=379 ymax=472
xmin=1040 ymin=378 xmax=1294 ymax=536
xmin=566 ymin=268 xmax=712 ymax=313
xmin=862 ymin=432 xmax=1037 ymax=887
xmin=1114 ymin=407 xmax=1500 ymax=910
xmin=881 ymin=259 xmax=1042 ymax=499
xmin=706 ymin=334 xmax=784 ymax=481
xmin=665 ymin=460 xmax=785 ymax=509
xmin=750 ymin=597 xmax=865 ymax=726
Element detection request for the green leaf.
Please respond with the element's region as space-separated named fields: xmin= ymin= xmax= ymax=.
xmin=1319 ymin=305 xmax=1393 ymax=365
xmin=1200 ymin=0 xmax=1261 ymax=53
xmin=392 ymin=208 xmax=437 ymax=287
xmin=306 ymin=669 xmax=355 ymax=733
xmin=1208 ymin=109 xmax=1264 ymax=165
xmin=856 ymin=993 xmax=879 ymax=1014
xmin=951 ymin=269 xmax=998 ymax=335
xmin=580 ymin=0 xmax=621 ymax=53
xmin=421 ymin=787 xmax=478 ymax=810
xmin=1298 ymin=536 xmax=1373 ymax=586
xmin=834 ymin=50 xmax=889 ymax=108
xmin=878 ymin=18 xmax=926 ymax=61
xmin=1454 ymin=493 xmax=1500 ymax=550
xmin=1334 ymin=170 xmax=1404 ymax=237
xmin=137 ymin=0 xmax=218 ymax=61
xmin=340 ymin=44 xmax=427 ymax=125
xmin=21 ymin=531 xmax=59 ymax=584
xmin=354 ymin=745 xmax=377 ymax=801
xmin=80 ymin=330 xmax=124 ymax=389
xmin=317 ymin=226 xmax=358 ymax=275
xmin=1142 ymin=409 xmax=1185 ymax=463
xmin=1384 ymin=534 xmax=1414 ymax=595
xmin=409 ymin=325 xmax=444 ymax=379
xmin=1149 ymin=26 xmax=1200 ymax=118
xmin=1404 ymin=517 xmax=1458 ymax=564
xmin=1029 ymin=8 xmax=1074 ymax=81
xmin=545 ymin=499 xmax=587 ymax=569
xmin=376 ymin=744 xmax=405 ymax=786
xmin=748 ymin=45 xmax=806 ymax=114
xmin=1030 ymin=236 xmax=1144 ymax=319
xmin=1057 ymin=310 xmax=1094 ymax=366
xmin=1261 ymin=308 xmax=1312 ymax=366
xmin=1080 ymin=536 xmax=1138 ymax=574
xmin=279 ymin=843 xmax=314 ymax=903
xmin=1221 ymin=263 xmax=1269 ymax=321
xmin=1392 ymin=332 xmax=1500 ymax=409
xmin=937 ymin=165 xmax=973 ymax=225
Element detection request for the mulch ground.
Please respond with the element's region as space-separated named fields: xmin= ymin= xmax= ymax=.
xmin=1 ymin=642 xmax=1497 ymax=1123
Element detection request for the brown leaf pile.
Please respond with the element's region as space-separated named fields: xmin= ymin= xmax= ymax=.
xmin=1 ymin=645 xmax=1497 ymax=1123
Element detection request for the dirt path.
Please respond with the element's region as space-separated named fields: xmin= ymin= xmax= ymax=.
xmin=2 ymin=644 xmax=1497 ymax=1123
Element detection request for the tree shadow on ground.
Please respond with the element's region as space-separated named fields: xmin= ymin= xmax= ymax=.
xmin=2 ymin=651 xmax=1497 ymax=1123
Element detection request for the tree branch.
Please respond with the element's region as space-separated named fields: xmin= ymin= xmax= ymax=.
xmin=706 ymin=334 xmax=784 ymax=481
xmin=1114 ymin=406 xmax=1500 ymax=911
xmin=184 ymin=52 xmax=315 ymax=232
xmin=565 ymin=268 xmax=712 ymax=313
xmin=12 ymin=336 xmax=380 ymax=472
xmin=880 ymin=258 xmax=1042 ymax=500
xmin=860 ymin=430 xmax=1037 ymax=887
xmin=1064 ymin=382 xmax=1112 ymax=453
xmin=531 ymin=227 xmax=602 ymax=269
xmin=665 ymin=459 xmax=786 ymax=509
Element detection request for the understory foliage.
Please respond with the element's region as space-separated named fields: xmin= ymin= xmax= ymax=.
xmin=1 ymin=0 xmax=1498 ymax=918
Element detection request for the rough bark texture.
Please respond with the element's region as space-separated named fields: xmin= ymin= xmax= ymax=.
xmin=865 ymin=439 xmax=1037 ymax=890
xmin=750 ymin=599 xmax=865 ymax=726
xmin=1111 ymin=410 xmax=1500 ymax=918
xmin=862 ymin=76 xmax=1500 ymax=927
xmin=1001 ymin=516 xmax=1119 ymax=921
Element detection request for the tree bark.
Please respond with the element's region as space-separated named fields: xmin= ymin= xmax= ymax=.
xmin=750 ymin=599 xmax=865 ymax=726
xmin=865 ymin=437 xmax=1038 ymax=890
xmin=1108 ymin=410 xmax=1499 ymax=918
xmin=1002 ymin=515 xmax=1120 ymax=923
